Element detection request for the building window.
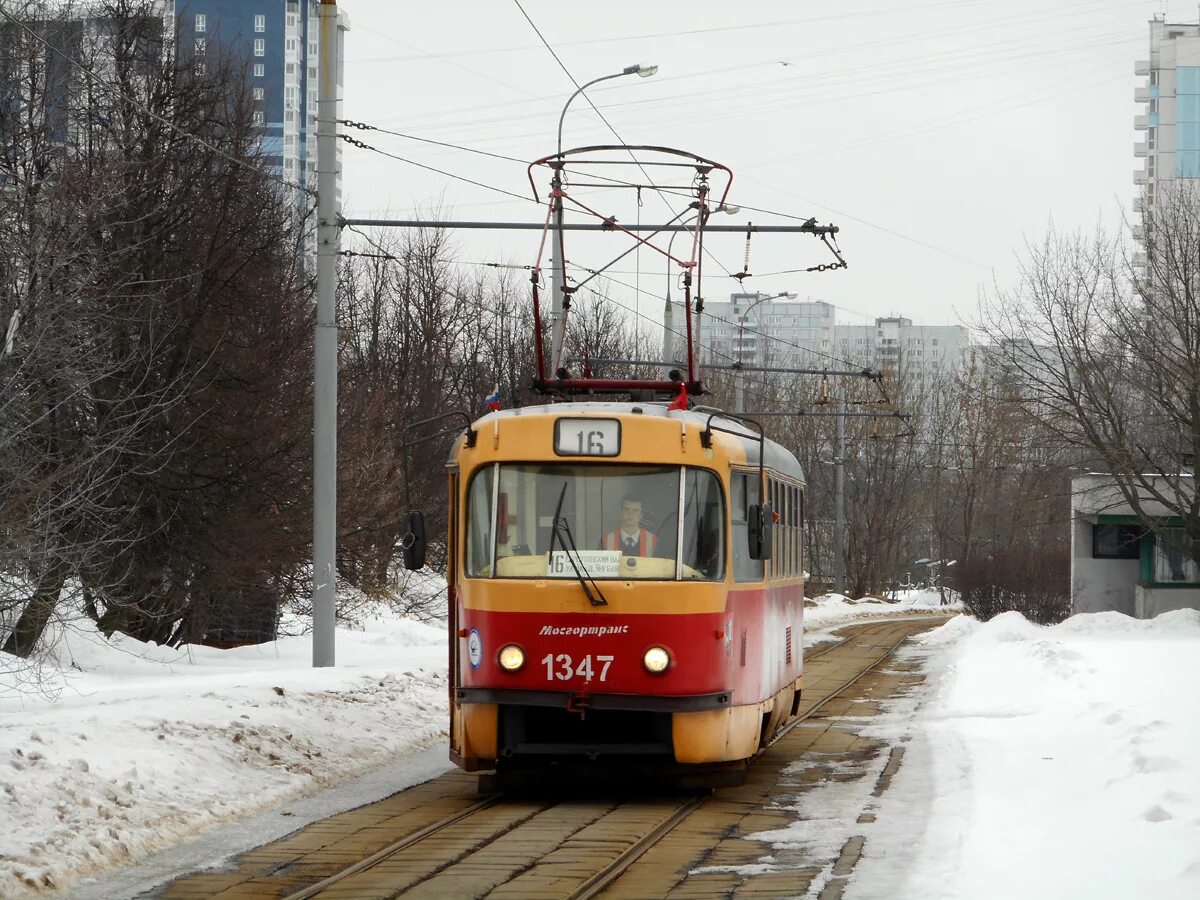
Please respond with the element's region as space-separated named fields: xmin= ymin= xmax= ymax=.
xmin=1092 ymin=523 xmax=1142 ymax=560
xmin=1154 ymin=528 xmax=1200 ymax=582
xmin=253 ymin=86 xmax=264 ymax=100
xmin=194 ymin=37 xmax=205 ymax=54
xmin=254 ymin=38 xmax=265 ymax=56
xmin=255 ymin=14 xmax=266 ymax=32
xmin=252 ymin=110 xmax=264 ymax=126
xmin=253 ymin=63 xmax=265 ymax=77
xmin=195 ymin=13 xmax=206 ymax=32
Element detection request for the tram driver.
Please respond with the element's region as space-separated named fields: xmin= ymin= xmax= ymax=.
xmin=602 ymin=495 xmax=658 ymax=557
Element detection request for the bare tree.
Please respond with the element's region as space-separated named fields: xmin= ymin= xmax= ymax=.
xmin=980 ymin=186 xmax=1200 ymax=565
xmin=1 ymin=1 xmax=312 ymax=655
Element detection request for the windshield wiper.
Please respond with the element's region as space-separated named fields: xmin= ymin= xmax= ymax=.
xmin=548 ymin=481 xmax=608 ymax=607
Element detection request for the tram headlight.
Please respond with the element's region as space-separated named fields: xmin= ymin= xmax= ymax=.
xmin=642 ymin=645 xmax=671 ymax=674
xmin=497 ymin=643 xmax=526 ymax=672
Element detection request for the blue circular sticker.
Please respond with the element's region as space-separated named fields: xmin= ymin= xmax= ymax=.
xmin=467 ymin=629 xmax=482 ymax=668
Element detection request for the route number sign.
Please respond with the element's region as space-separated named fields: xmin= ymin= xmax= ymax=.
xmin=554 ymin=418 xmax=620 ymax=457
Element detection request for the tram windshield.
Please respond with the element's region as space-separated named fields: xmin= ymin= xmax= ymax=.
xmin=465 ymin=464 xmax=725 ymax=581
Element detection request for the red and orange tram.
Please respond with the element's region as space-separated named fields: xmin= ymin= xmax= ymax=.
xmin=406 ymin=401 xmax=806 ymax=788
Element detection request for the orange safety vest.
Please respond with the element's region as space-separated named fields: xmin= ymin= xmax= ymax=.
xmin=604 ymin=528 xmax=656 ymax=556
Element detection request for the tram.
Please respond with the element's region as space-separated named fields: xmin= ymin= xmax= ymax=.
xmin=403 ymin=401 xmax=806 ymax=787
xmin=396 ymin=142 xmax=832 ymax=787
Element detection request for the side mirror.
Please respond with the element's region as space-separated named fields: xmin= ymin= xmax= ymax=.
xmin=748 ymin=503 xmax=773 ymax=561
xmin=401 ymin=510 xmax=427 ymax=570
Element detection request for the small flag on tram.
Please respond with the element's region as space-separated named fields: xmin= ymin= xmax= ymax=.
xmin=484 ymin=385 xmax=501 ymax=411
xmin=667 ymin=383 xmax=688 ymax=411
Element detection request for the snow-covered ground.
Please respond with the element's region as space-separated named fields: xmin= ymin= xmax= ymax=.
xmin=1 ymin=606 xmax=449 ymax=897
xmin=6 ymin=590 xmax=1197 ymax=899
xmin=749 ymin=609 xmax=1200 ymax=899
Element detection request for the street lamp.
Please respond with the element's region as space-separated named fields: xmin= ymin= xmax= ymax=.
xmin=549 ymin=63 xmax=658 ymax=375
xmin=663 ymin=204 xmax=739 ymax=376
xmin=734 ymin=291 xmax=797 ymax=412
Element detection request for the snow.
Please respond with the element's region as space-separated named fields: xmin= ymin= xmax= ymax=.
xmin=1 ymin=603 xmax=450 ymax=897
xmin=748 ymin=608 xmax=1200 ymax=899
xmin=6 ymin=586 xmax=1199 ymax=899
xmin=804 ymin=588 xmax=961 ymax=644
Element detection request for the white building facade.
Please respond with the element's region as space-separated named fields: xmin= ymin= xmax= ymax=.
xmin=699 ymin=294 xmax=836 ymax=367
xmin=694 ymin=296 xmax=968 ymax=377
xmin=1071 ymin=474 xmax=1200 ymax=618
xmin=833 ymin=316 xmax=968 ymax=377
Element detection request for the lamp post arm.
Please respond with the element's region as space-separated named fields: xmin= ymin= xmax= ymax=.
xmin=557 ymin=71 xmax=626 ymax=159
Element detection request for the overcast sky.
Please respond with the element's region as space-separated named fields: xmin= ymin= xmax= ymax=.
xmin=337 ymin=0 xmax=1168 ymax=332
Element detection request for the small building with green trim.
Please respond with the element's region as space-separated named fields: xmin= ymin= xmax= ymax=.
xmin=1071 ymin=474 xmax=1200 ymax=618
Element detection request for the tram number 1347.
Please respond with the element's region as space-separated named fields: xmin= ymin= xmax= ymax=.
xmin=542 ymin=653 xmax=614 ymax=682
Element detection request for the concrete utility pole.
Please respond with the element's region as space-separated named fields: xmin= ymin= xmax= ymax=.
xmin=834 ymin=382 xmax=846 ymax=594
xmin=312 ymin=0 xmax=339 ymax=667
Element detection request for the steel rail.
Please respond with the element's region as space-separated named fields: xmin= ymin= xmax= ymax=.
xmin=766 ymin=619 xmax=935 ymax=751
xmin=568 ymin=796 xmax=707 ymax=900
xmin=279 ymin=617 xmax=941 ymax=900
xmin=561 ymin=620 xmax=936 ymax=898
xmin=281 ymin=795 xmax=504 ymax=900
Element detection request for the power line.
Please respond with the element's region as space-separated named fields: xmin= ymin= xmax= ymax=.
xmin=0 ymin=5 xmax=314 ymax=198
xmin=352 ymin=0 xmax=997 ymax=65
xmin=394 ymin=4 xmax=1135 ymax=140
xmin=571 ymin=261 xmax=867 ymax=373
xmin=509 ymin=2 xmax=691 ymax=224
xmin=339 ymin=134 xmax=531 ymax=203
xmin=340 ymin=118 xmax=972 ymax=273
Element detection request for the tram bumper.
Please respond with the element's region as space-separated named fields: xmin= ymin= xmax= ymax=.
xmin=453 ymin=688 xmax=761 ymax=768
xmin=671 ymin=704 xmax=764 ymax=763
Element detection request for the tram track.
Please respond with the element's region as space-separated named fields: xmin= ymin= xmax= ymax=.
xmin=157 ymin=616 xmax=947 ymax=900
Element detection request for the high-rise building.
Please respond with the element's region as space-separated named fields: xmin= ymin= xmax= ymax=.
xmin=1134 ymin=16 xmax=1200 ymax=253
xmin=833 ymin=317 xmax=968 ymax=377
xmin=171 ymin=0 xmax=349 ymax=260
xmin=700 ymin=293 xmax=836 ymax=367
xmin=694 ymin=294 xmax=968 ymax=377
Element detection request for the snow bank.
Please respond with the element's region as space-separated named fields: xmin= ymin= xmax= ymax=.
xmin=0 ymin=607 xmax=448 ymax=896
xmin=846 ymin=610 xmax=1200 ymax=899
xmin=804 ymin=588 xmax=960 ymax=642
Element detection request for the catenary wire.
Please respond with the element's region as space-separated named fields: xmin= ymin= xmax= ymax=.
xmin=339 ymin=225 xmax=813 ymax=393
xmin=339 ymin=135 xmax=532 ymax=203
xmin=352 ymin=0 xmax=998 ymax=64
xmin=395 ymin=5 xmax=1137 ymax=138
xmin=337 ymin=118 xmax=989 ymax=271
xmin=381 ymin=0 xmax=1126 ymax=129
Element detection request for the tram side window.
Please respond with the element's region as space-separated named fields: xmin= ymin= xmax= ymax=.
xmin=772 ymin=479 xmax=784 ymax=579
xmin=465 ymin=466 xmax=495 ymax=576
xmin=792 ymin=486 xmax=803 ymax=575
xmin=680 ymin=468 xmax=725 ymax=580
xmin=779 ymin=483 xmax=789 ymax=577
xmin=732 ymin=472 xmax=764 ymax=582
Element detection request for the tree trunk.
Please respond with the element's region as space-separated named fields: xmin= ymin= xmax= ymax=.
xmin=2 ymin=558 xmax=70 ymax=658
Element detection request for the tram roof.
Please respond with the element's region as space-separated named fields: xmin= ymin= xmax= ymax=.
xmin=466 ymin=402 xmax=804 ymax=482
